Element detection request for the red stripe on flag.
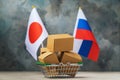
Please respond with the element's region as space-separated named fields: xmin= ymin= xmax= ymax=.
xmin=88 ymin=42 xmax=100 ymax=62
xmin=75 ymin=29 xmax=96 ymax=42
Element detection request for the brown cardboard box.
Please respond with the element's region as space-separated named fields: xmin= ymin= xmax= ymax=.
xmin=47 ymin=34 xmax=73 ymax=52
xmin=38 ymin=52 xmax=59 ymax=64
xmin=40 ymin=48 xmax=49 ymax=54
xmin=61 ymin=51 xmax=82 ymax=63
xmin=56 ymin=52 xmax=64 ymax=62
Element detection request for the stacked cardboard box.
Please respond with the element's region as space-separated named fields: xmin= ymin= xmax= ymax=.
xmin=38 ymin=34 xmax=82 ymax=77
xmin=38 ymin=34 xmax=82 ymax=64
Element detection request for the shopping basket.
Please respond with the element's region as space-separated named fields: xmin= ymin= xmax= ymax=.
xmin=36 ymin=62 xmax=83 ymax=78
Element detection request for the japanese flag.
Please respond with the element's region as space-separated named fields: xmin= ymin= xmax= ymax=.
xmin=25 ymin=8 xmax=48 ymax=60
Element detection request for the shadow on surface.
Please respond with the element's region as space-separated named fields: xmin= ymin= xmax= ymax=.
xmin=47 ymin=76 xmax=88 ymax=79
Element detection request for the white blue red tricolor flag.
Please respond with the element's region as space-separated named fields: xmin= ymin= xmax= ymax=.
xmin=25 ymin=8 xmax=48 ymax=60
xmin=73 ymin=7 xmax=100 ymax=62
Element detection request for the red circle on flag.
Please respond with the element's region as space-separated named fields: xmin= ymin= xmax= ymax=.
xmin=29 ymin=22 xmax=43 ymax=43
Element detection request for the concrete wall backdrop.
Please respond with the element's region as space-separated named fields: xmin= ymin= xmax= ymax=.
xmin=0 ymin=0 xmax=120 ymax=71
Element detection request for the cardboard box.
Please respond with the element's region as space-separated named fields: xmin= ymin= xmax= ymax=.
xmin=40 ymin=48 xmax=49 ymax=54
xmin=60 ymin=51 xmax=82 ymax=63
xmin=56 ymin=52 xmax=64 ymax=62
xmin=38 ymin=52 xmax=59 ymax=64
xmin=47 ymin=34 xmax=73 ymax=52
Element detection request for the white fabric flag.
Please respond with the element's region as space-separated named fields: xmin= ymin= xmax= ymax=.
xmin=25 ymin=8 xmax=48 ymax=60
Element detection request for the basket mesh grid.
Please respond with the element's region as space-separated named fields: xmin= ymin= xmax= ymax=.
xmin=40 ymin=63 xmax=81 ymax=78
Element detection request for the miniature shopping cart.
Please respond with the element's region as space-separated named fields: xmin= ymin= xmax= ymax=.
xmin=36 ymin=62 xmax=83 ymax=78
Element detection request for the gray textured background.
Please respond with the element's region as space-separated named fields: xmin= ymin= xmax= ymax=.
xmin=0 ymin=0 xmax=120 ymax=71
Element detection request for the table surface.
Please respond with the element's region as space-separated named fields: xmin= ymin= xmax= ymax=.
xmin=0 ymin=72 xmax=120 ymax=80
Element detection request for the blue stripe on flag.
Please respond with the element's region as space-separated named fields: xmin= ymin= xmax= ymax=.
xmin=77 ymin=19 xmax=92 ymax=31
xmin=78 ymin=40 xmax=92 ymax=57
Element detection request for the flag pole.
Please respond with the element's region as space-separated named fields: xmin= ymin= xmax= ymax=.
xmin=41 ymin=43 xmax=44 ymax=48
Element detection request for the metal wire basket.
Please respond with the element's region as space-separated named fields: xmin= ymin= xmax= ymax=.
xmin=37 ymin=62 xmax=83 ymax=78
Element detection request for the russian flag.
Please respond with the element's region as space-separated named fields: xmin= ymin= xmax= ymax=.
xmin=73 ymin=7 xmax=100 ymax=62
